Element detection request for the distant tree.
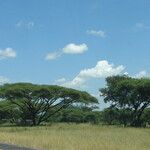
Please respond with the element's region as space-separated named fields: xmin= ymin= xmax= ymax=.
xmin=100 ymin=76 xmax=150 ymax=127
xmin=0 ymin=83 xmax=98 ymax=126
xmin=84 ymin=111 xmax=100 ymax=124
xmin=101 ymin=107 xmax=119 ymax=125
xmin=55 ymin=106 xmax=100 ymax=124
xmin=60 ymin=108 xmax=85 ymax=123
xmin=117 ymin=108 xmax=132 ymax=127
xmin=101 ymin=107 xmax=132 ymax=126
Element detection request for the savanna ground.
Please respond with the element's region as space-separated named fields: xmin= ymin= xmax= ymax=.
xmin=0 ymin=124 xmax=149 ymax=150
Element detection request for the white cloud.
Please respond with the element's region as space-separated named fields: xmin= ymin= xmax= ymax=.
xmin=62 ymin=76 xmax=86 ymax=88
xmin=86 ymin=30 xmax=106 ymax=38
xmin=78 ymin=60 xmax=124 ymax=78
xmin=60 ymin=60 xmax=125 ymax=88
xmin=124 ymin=72 xmax=129 ymax=76
xmin=0 ymin=48 xmax=17 ymax=59
xmin=134 ymin=70 xmax=148 ymax=78
xmin=0 ymin=76 xmax=10 ymax=85
xmin=63 ymin=43 xmax=88 ymax=54
xmin=45 ymin=43 xmax=88 ymax=60
xmin=54 ymin=78 xmax=67 ymax=84
xmin=16 ymin=21 xmax=34 ymax=29
xmin=45 ymin=52 xmax=61 ymax=60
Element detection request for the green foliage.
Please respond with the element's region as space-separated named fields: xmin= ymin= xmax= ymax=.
xmin=101 ymin=107 xmax=132 ymax=126
xmin=47 ymin=105 xmax=101 ymax=124
xmin=100 ymin=76 xmax=150 ymax=127
xmin=0 ymin=77 xmax=149 ymax=127
xmin=102 ymin=108 xmax=119 ymax=125
xmin=0 ymin=100 xmax=20 ymax=124
xmin=141 ymin=108 xmax=150 ymax=126
xmin=0 ymin=83 xmax=98 ymax=126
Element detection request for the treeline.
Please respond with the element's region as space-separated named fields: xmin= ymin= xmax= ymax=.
xmin=44 ymin=106 xmax=150 ymax=126
xmin=0 ymin=103 xmax=150 ymax=127
xmin=0 ymin=76 xmax=150 ymax=127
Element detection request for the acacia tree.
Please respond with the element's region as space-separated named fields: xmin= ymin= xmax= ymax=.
xmin=100 ymin=76 xmax=150 ymax=127
xmin=0 ymin=83 xmax=98 ymax=126
xmin=0 ymin=100 xmax=19 ymax=123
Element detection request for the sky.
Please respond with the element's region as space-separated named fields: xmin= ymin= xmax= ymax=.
xmin=0 ymin=0 xmax=150 ymax=109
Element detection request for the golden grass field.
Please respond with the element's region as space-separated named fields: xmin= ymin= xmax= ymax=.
xmin=0 ymin=123 xmax=149 ymax=150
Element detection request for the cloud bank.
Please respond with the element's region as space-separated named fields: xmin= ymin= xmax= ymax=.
xmin=56 ymin=60 xmax=125 ymax=88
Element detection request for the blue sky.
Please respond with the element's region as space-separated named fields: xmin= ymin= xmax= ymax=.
xmin=0 ymin=0 xmax=150 ymax=109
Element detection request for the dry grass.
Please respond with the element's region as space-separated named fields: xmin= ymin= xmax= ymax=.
xmin=0 ymin=123 xmax=149 ymax=150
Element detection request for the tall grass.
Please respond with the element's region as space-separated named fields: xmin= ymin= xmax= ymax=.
xmin=0 ymin=123 xmax=149 ymax=150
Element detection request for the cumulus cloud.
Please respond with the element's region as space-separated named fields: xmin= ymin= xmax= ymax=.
xmin=58 ymin=60 xmax=125 ymax=88
xmin=86 ymin=30 xmax=106 ymax=38
xmin=78 ymin=60 xmax=124 ymax=78
xmin=134 ymin=70 xmax=148 ymax=78
xmin=54 ymin=60 xmax=150 ymax=99
xmin=0 ymin=76 xmax=10 ymax=85
xmin=45 ymin=43 xmax=88 ymax=60
xmin=62 ymin=76 xmax=86 ymax=88
xmin=0 ymin=48 xmax=17 ymax=59
xmin=62 ymin=43 xmax=88 ymax=54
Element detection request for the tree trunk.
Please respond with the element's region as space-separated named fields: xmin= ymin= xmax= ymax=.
xmin=31 ymin=112 xmax=37 ymax=126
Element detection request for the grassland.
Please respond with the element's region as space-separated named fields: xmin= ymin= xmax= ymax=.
xmin=0 ymin=123 xmax=149 ymax=150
